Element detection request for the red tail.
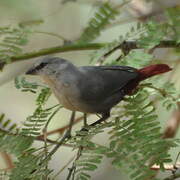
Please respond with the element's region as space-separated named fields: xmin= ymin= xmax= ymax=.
xmin=137 ymin=64 xmax=172 ymax=81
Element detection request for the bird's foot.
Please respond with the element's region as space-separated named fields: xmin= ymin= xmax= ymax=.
xmin=81 ymin=126 xmax=89 ymax=132
xmin=76 ymin=126 xmax=90 ymax=137
xmin=65 ymin=130 xmax=72 ymax=139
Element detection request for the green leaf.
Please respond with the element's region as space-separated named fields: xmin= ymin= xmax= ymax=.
xmin=78 ymin=2 xmax=119 ymax=43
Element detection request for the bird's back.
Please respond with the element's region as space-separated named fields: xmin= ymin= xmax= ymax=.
xmin=77 ymin=65 xmax=139 ymax=113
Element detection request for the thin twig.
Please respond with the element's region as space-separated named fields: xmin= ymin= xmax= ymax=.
xmin=40 ymin=111 xmax=75 ymax=165
xmin=43 ymin=133 xmax=48 ymax=180
xmin=42 ymin=106 xmax=61 ymax=179
xmin=53 ymin=156 xmax=75 ymax=179
xmin=37 ymin=114 xmax=89 ymax=139
xmin=34 ymin=31 xmax=68 ymax=41
xmin=174 ymin=153 xmax=180 ymax=167
xmin=66 ymin=147 xmax=83 ymax=180
xmin=140 ymin=83 xmax=177 ymax=102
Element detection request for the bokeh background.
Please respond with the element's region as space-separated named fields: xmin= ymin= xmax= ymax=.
xmin=0 ymin=0 xmax=179 ymax=179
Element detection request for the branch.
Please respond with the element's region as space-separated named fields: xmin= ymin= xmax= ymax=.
xmin=0 ymin=40 xmax=177 ymax=69
xmin=7 ymin=40 xmax=179 ymax=64
xmin=104 ymin=40 xmax=179 ymax=57
xmin=53 ymin=156 xmax=75 ymax=179
xmin=10 ymin=43 xmax=105 ymax=63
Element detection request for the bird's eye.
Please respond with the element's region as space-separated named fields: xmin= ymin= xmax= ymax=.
xmin=35 ymin=62 xmax=48 ymax=71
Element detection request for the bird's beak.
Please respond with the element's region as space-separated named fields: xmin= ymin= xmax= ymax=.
xmin=26 ymin=67 xmax=37 ymax=75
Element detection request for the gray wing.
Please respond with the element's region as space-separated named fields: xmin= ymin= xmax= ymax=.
xmin=77 ymin=66 xmax=139 ymax=112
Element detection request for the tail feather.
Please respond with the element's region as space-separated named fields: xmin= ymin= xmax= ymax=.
xmin=137 ymin=64 xmax=172 ymax=81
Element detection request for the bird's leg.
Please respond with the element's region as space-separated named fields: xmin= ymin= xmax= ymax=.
xmin=65 ymin=111 xmax=76 ymax=138
xmin=89 ymin=111 xmax=110 ymax=127
xmin=80 ymin=113 xmax=88 ymax=132
xmin=80 ymin=112 xmax=110 ymax=133
xmin=83 ymin=113 xmax=88 ymax=127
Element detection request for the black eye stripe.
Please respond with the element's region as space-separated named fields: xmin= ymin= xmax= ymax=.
xmin=35 ymin=62 xmax=48 ymax=71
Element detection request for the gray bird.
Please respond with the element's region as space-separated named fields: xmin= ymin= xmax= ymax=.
xmin=26 ymin=56 xmax=171 ymax=126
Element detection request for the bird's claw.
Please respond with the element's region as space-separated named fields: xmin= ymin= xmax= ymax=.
xmin=81 ymin=126 xmax=89 ymax=132
xmin=65 ymin=130 xmax=72 ymax=139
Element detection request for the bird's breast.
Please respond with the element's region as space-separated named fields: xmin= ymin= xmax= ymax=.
xmin=42 ymin=76 xmax=93 ymax=113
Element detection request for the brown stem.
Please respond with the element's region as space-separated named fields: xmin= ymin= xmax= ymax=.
xmin=37 ymin=114 xmax=88 ymax=139
xmin=103 ymin=40 xmax=179 ymax=57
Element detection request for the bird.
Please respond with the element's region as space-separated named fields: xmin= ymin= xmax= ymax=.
xmin=26 ymin=56 xmax=172 ymax=126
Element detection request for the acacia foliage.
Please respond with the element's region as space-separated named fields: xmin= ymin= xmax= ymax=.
xmin=0 ymin=2 xmax=179 ymax=180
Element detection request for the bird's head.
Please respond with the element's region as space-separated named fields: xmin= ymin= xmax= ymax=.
xmin=26 ymin=57 xmax=72 ymax=76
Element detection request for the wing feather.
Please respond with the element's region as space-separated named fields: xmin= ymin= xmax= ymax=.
xmin=77 ymin=65 xmax=139 ymax=112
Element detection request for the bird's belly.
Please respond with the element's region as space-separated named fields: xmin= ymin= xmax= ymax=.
xmin=55 ymin=89 xmax=77 ymax=111
xmin=42 ymin=76 xmax=96 ymax=113
xmin=57 ymin=92 xmax=95 ymax=113
xmin=52 ymin=86 xmax=95 ymax=113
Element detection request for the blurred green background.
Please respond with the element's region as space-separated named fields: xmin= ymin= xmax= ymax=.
xmin=0 ymin=0 xmax=179 ymax=179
